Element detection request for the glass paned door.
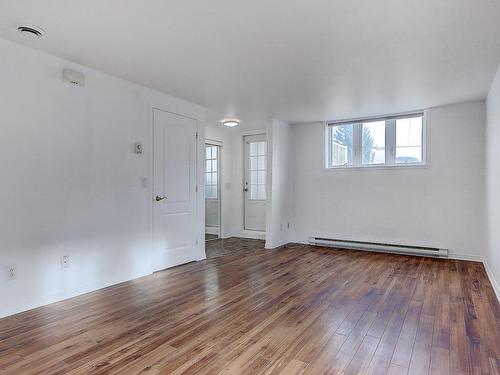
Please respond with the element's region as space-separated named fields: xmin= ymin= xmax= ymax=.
xmin=244 ymin=134 xmax=267 ymax=231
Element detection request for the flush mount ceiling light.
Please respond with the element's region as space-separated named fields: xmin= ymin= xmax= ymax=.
xmin=222 ymin=119 xmax=240 ymax=127
xmin=17 ymin=24 xmax=45 ymax=38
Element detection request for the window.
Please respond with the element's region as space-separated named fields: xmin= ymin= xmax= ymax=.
xmin=329 ymin=124 xmax=354 ymax=167
xmin=326 ymin=113 xmax=424 ymax=168
xmin=362 ymin=121 xmax=385 ymax=165
xmin=396 ymin=117 xmax=423 ymax=164
xmin=205 ymin=145 xmax=218 ymax=199
xmin=248 ymin=141 xmax=266 ymax=200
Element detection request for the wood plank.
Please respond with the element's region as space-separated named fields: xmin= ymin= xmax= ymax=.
xmin=391 ymin=300 xmax=423 ymax=368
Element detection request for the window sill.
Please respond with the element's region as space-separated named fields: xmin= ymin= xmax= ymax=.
xmin=324 ymin=163 xmax=428 ymax=172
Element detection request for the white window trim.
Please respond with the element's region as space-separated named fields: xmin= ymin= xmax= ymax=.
xmin=324 ymin=110 xmax=427 ymax=170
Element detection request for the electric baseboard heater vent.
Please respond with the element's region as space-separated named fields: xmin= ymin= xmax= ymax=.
xmin=309 ymin=237 xmax=448 ymax=258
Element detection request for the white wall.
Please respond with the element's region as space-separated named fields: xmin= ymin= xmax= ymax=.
xmin=485 ymin=65 xmax=500 ymax=298
xmin=0 ymin=38 xmax=206 ymax=318
xmin=265 ymin=119 xmax=291 ymax=248
xmin=290 ymin=101 xmax=487 ymax=260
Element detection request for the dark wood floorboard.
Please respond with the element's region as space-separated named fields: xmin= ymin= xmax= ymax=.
xmin=205 ymin=237 xmax=265 ymax=259
xmin=1 ymin=241 xmax=499 ymax=374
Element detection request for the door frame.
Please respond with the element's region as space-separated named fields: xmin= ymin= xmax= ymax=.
xmin=205 ymin=140 xmax=222 ymax=239
xmin=149 ymin=105 xmax=205 ymax=272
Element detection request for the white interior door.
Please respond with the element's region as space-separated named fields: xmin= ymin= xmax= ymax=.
xmin=244 ymin=134 xmax=267 ymax=231
xmin=152 ymin=109 xmax=198 ymax=272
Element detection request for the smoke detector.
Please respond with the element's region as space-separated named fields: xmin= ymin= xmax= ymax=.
xmin=63 ymin=69 xmax=85 ymax=86
xmin=17 ymin=24 xmax=45 ymax=38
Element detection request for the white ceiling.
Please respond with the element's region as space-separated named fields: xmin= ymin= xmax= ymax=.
xmin=1 ymin=0 xmax=500 ymax=126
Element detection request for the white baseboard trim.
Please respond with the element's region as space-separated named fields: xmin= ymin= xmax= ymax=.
xmin=235 ymin=231 xmax=266 ymax=240
xmin=265 ymin=239 xmax=289 ymax=249
xmin=483 ymin=259 xmax=500 ymax=303
xmin=447 ymin=252 xmax=484 ymax=262
xmin=290 ymin=238 xmax=309 ymax=245
xmin=1 ymin=252 xmax=206 ymax=319
xmin=3 ymin=241 xmax=496 ymax=319
xmin=0 ymin=270 xmax=152 ymax=319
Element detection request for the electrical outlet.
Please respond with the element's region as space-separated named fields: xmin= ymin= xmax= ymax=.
xmin=61 ymin=255 xmax=70 ymax=268
xmin=7 ymin=265 xmax=16 ymax=280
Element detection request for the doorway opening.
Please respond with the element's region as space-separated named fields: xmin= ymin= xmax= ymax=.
xmin=205 ymin=143 xmax=221 ymax=241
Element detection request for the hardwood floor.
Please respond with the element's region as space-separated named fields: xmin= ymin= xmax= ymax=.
xmin=1 ymin=243 xmax=499 ymax=374
xmin=205 ymin=237 xmax=265 ymax=259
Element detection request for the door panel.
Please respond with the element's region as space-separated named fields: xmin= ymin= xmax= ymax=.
xmin=153 ymin=109 xmax=198 ymax=272
xmin=244 ymin=134 xmax=267 ymax=232
xmin=163 ymin=212 xmax=192 ymax=248
xmin=205 ymin=200 xmax=219 ymax=227
xmin=244 ymin=202 xmax=266 ymax=231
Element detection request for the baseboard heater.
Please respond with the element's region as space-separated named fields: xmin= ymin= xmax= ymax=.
xmin=309 ymin=237 xmax=448 ymax=258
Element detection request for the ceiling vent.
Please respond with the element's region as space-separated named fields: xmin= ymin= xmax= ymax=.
xmin=17 ymin=25 xmax=45 ymax=38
